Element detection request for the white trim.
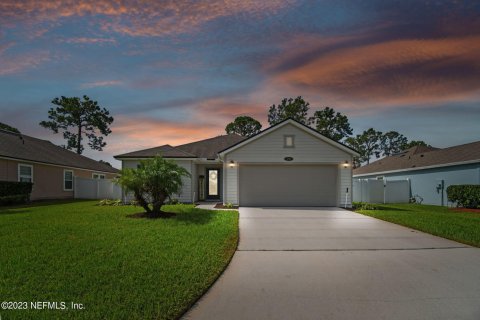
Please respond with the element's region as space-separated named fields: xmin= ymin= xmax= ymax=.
xmin=18 ymin=163 xmax=33 ymax=182
xmin=353 ymin=159 xmax=480 ymax=177
xmin=115 ymin=157 xmax=197 ymax=161
xmin=219 ymin=119 xmax=359 ymax=157
xmin=92 ymin=173 xmax=106 ymax=179
xmin=1 ymin=155 xmax=117 ymax=175
xmin=63 ymin=169 xmax=74 ymax=191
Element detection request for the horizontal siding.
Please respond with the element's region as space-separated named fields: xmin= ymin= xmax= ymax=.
xmin=228 ymin=124 xmax=351 ymax=163
xmin=338 ymin=166 xmax=352 ymax=207
xmin=122 ymin=159 xmax=193 ymax=203
xmin=224 ymin=158 xmax=238 ymax=204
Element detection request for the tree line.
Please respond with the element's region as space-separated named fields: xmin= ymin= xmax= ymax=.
xmin=225 ymin=96 xmax=429 ymax=168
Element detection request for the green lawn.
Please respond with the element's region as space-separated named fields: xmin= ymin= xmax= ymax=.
xmin=0 ymin=201 xmax=238 ymax=319
xmin=356 ymin=203 xmax=480 ymax=247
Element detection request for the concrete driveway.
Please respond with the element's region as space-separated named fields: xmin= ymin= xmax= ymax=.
xmin=184 ymin=207 xmax=480 ymax=320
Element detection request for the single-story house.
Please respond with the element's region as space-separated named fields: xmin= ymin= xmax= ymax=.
xmin=353 ymin=142 xmax=480 ymax=206
xmin=0 ymin=129 xmax=119 ymax=200
xmin=114 ymin=118 xmax=359 ymax=207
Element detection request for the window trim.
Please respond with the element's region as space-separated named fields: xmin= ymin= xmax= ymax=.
xmin=18 ymin=164 xmax=33 ymax=182
xmin=64 ymin=169 xmax=74 ymax=191
xmin=92 ymin=173 xmax=106 ymax=179
xmin=284 ymin=135 xmax=295 ymax=148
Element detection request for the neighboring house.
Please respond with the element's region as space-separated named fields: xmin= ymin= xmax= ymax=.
xmin=353 ymin=142 xmax=480 ymax=206
xmin=115 ymin=119 xmax=359 ymax=207
xmin=0 ymin=129 xmax=119 ymax=200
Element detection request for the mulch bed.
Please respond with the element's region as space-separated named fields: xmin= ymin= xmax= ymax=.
xmin=214 ymin=203 xmax=239 ymax=209
xmin=127 ymin=211 xmax=177 ymax=219
xmin=450 ymin=208 xmax=480 ymax=214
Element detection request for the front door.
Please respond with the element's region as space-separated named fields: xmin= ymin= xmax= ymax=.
xmin=206 ymin=168 xmax=221 ymax=200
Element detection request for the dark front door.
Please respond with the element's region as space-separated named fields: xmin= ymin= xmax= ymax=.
xmin=206 ymin=168 xmax=221 ymax=200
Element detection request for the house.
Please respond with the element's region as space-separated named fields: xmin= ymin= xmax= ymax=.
xmin=353 ymin=142 xmax=480 ymax=206
xmin=114 ymin=119 xmax=359 ymax=207
xmin=0 ymin=129 xmax=119 ymax=200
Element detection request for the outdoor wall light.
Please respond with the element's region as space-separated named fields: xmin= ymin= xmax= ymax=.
xmin=229 ymin=160 xmax=235 ymax=168
xmin=343 ymin=160 xmax=349 ymax=168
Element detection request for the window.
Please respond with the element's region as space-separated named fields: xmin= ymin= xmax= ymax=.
xmin=18 ymin=164 xmax=33 ymax=182
xmin=92 ymin=173 xmax=105 ymax=179
xmin=284 ymin=135 xmax=295 ymax=148
xmin=64 ymin=170 xmax=74 ymax=191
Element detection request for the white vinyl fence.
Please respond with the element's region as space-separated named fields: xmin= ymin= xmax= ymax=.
xmin=74 ymin=177 xmax=122 ymax=200
xmin=353 ymin=179 xmax=410 ymax=203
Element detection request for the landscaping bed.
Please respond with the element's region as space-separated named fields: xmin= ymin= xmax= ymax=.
xmin=356 ymin=203 xmax=480 ymax=247
xmin=0 ymin=201 xmax=238 ymax=319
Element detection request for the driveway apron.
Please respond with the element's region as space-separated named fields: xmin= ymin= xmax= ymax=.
xmin=184 ymin=207 xmax=480 ymax=320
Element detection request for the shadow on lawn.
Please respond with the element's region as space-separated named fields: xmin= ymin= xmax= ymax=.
xmin=174 ymin=208 xmax=217 ymax=225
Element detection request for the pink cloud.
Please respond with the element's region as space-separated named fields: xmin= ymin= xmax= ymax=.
xmin=80 ymin=80 xmax=123 ymax=89
xmin=61 ymin=37 xmax=116 ymax=44
xmin=270 ymin=35 xmax=480 ymax=107
xmin=0 ymin=0 xmax=294 ymax=37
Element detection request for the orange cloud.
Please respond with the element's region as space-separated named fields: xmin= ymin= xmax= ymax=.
xmin=271 ymin=35 xmax=480 ymax=106
xmin=110 ymin=116 xmax=226 ymax=155
xmin=0 ymin=0 xmax=293 ymax=37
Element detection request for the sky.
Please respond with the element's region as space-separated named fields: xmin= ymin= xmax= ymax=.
xmin=1 ymin=0 xmax=479 ymax=168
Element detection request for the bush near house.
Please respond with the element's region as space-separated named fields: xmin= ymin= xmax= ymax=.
xmin=446 ymin=185 xmax=480 ymax=208
xmin=0 ymin=181 xmax=33 ymax=205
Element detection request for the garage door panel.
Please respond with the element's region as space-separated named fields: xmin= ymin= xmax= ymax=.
xmin=239 ymin=165 xmax=337 ymax=207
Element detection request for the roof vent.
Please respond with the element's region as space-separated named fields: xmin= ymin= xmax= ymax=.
xmin=420 ymin=154 xmax=424 ymax=157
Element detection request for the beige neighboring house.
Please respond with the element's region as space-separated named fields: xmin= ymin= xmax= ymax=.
xmin=0 ymin=129 xmax=119 ymax=200
xmin=115 ymin=118 xmax=359 ymax=207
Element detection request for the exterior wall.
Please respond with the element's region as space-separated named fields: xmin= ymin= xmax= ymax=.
xmin=122 ymin=159 xmax=194 ymax=203
xmin=0 ymin=158 xmax=117 ymax=200
xmin=353 ymin=163 xmax=480 ymax=206
xmin=224 ymin=124 xmax=353 ymax=207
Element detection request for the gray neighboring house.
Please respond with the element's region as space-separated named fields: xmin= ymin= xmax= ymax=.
xmin=114 ymin=119 xmax=359 ymax=207
xmin=353 ymin=142 xmax=480 ymax=206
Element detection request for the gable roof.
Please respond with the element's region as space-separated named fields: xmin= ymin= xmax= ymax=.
xmin=114 ymin=134 xmax=246 ymax=159
xmin=218 ymin=118 xmax=359 ymax=157
xmin=0 ymin=129 xmax=119 ymax=173
xmin=353 ymin=141 xmax=480 ymax=176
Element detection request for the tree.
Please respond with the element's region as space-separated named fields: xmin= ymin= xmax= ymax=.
xmin=346 ymin=128 xmax=383 ymax=166
xmin=309 ymin=107 xmax=353 ymax=141
xmin=380 ymin=131 xmax=408 ymax=156
xmin=0 ymin=122 xmax=20 ymax=133
xmin=115 ymin=156 xmax=191 ymax=218
xmin=344 ymin=137 xmax=364 ymax=168
xmin=402 ymin=140 xmax=430 ymax=150
xmin=268 ymin=96 xmax=311 ymax=125
xmin=40 ymin=95 xmax=114 ymax=154
xmin=225 ymin=116 xmax=262 ymax=137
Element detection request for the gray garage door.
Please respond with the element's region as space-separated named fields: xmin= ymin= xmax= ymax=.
xmin=239 ymin=165 xmax=338 ymax=207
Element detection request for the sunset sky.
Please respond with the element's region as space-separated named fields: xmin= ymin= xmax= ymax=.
xmin=1 ymin=0 xmax=479 ymax=167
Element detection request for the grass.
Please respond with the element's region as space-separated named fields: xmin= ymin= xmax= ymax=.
xmin=356 ymin=203 xmax=480 ymax=247
xmin=0 ymin=201 xmax=238 ymax=319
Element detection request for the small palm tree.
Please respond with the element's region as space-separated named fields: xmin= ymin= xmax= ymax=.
xmin=116 ymin=156 xmax=191 ymax=218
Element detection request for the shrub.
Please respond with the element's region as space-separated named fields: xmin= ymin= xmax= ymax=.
xmin=447 ymin=185 xmax=480 ymax=208
xmin=169 ymin=198 xmax=179 ymax=205
xmin=352 ymin=202 xmax=379 ymax=210
xmin=0 ymin=181 xmax=33 ymax=205
xmin=97 ymin=199 xmax=123 ymax=206
xmin=224 ymin=202 xmax=234 ymax=209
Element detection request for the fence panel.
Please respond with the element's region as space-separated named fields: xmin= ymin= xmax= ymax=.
xmin=353 ymin=178 xmax=410 ymax=204
xmin=74 ymin=177 xmax=122 ymax=199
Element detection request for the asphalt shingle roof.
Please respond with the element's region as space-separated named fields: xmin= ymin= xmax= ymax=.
xmin=353 ymin=141 xmax=480 ymax=176
xmin=114 ymin=134 xmax=246 ymax=159
xmin=0 ymin=129 xmax=119 ymax=173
